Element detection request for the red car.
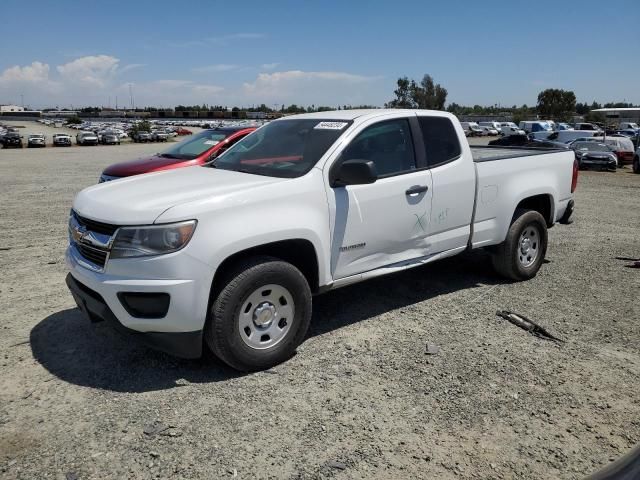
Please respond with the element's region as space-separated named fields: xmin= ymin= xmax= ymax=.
xmin=174 ymin=127 xmax=193 ymax=135
xmin=99 ymin=127 xmax=256 ymax=182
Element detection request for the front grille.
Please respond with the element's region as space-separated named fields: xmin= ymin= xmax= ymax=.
xmin=73 ymin=212 xmax=118 ymax=236
xmin=76 ymin=243 xmax=108 ymax=268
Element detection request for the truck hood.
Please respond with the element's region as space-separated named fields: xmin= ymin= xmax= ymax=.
xmin=102 ymin=153 xmax=197 ymax=176
xmin=73 ymin=166 xmax=285 ymax=225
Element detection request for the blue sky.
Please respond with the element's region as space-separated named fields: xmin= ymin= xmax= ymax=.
xmin=1 ymin=0 xmax=638 ymax=109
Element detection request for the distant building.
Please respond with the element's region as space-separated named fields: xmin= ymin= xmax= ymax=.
xmin=0 ymin=105 xmax=25 ymax=113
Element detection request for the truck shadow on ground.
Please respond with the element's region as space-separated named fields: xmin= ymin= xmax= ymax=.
xmin=31 ymin=252 xmax=508 ymax=393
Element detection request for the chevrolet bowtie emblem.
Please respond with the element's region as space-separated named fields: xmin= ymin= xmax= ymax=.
xmin=72 ymin=225 xmax=89 ymax=243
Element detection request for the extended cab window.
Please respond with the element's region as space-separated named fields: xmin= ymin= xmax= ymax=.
xmin=212 ymin=119 xmax=351 ymax=178
xmin=418 ymin=116 xmax=461 ymax=167
xmin=340 ymin=118 xmax=416 ymax=176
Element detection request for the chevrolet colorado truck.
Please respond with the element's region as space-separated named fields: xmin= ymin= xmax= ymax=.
xmin=66 ymin=109 xmax=577 ymax=371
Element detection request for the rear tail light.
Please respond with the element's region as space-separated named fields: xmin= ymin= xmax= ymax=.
xmin=571 ymin=159 xmax=579 ymax=193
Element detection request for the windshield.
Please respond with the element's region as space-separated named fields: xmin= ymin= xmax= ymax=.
xmin=211 ymin=119 xmax=351 ymax=178
xmin=573 ymin=142 xmax=610 ymax=152
xmin=159 ymin=129 xmax=232 ymax=159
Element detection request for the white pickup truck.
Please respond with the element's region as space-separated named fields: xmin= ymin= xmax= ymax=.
xmin=66 ymin=109 xmax=577 ymax=371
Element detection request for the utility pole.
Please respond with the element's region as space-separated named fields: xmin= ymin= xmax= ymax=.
xmin=20 ymin=94 xmax=24 ymax=108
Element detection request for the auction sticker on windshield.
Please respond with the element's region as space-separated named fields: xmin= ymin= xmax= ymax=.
xmin=314 ymin=121 xmax=348 ymax=130
xmin=203 ymin=140 xmax=219 ymax=145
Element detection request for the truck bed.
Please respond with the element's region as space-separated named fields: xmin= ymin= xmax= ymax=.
xmin=471 ymin=146 xmax=566 ymax=162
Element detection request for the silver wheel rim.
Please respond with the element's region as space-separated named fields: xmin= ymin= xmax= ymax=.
xmin=518 ymin=224 xmax=540 ymax=268
xmin=238 ymin=284 xmax=295 ymax=350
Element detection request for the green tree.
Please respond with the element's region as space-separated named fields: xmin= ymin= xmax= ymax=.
xmin=386 ymin=77 xmax=415 ymax=108
xmin=536 ymin=89 xmax=576 ymax=121
xmin=129 ymin=120 xmax=151 ymax=135
xmin=386 ymin=74 xmax=447 ymax=110
xmin=411 ymin=74 xmax=448 ymax=110
xmin=65 ymin=116 xmax=82 ymax=125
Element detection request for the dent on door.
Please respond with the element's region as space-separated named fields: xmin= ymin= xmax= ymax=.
xmin=330 ymin=173 xmax=433 ymax=279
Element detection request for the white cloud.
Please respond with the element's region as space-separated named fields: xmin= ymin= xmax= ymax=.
xmin=260 ymin=63 xmax=280 ymax=71
xmin=209 ymin=32 xmax=264 ymax=42
xmin=192 ymin=64 xmax=240 ymax=73
xmin=119 ymin=63 xmax=146 ymax=74
xmin=0 ymin=59 xmax=384 ymax=108
xmin=56 ymin=55 xmax=119 ymax=88
xmin=170 ymin=32 xmax=265 ymax=48
xmin=0 ymin=61 xmax=50 ymax=85
xmin=120 ymin=80 xmax=224 ymax=107
xmin=242 ymin=70 xmax=379 ymax=105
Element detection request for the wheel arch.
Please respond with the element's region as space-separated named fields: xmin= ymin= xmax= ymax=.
xmin=208 ymin=238 xmax=321 ymax=305
xmin=514 ymin=193 xmax=554 ymax=227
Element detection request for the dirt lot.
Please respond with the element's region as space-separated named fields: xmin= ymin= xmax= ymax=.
xmin=0 ymin=138 xmax=638 ymax=479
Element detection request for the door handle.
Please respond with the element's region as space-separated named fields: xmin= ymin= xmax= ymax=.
xmin=405 ymin=185 xmax=429 ymax=196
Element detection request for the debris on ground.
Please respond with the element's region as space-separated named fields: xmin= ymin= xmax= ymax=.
xmin=327 ymin=461 xmax=347 ymax=470
xmin=425 ymin=343 xmax=441 ymax=355
xmin=496 ymin=310 xmax=565 ymax=343
xmin=143 ymin=422 xmax=170 ymax=436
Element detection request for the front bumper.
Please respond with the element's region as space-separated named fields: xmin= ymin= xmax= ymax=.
xmin=66 ymin=243 xmax=215 ymax=358
xmin=66 ymin=274 xmax=202 ymax=358
xmin=580 ymin=157 xmax=617 ymax=169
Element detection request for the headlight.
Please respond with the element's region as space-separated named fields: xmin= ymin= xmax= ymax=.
xmin=110 ymin=220 xmax=197 ymax=259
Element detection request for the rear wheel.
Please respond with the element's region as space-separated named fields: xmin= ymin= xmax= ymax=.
xmin=205 ymin=256 xmax=312 ymax=371
xmin=634 ymin=156 xmax=640 ymax=174
xmin=492 ymin=209 xmax=548 ymax=281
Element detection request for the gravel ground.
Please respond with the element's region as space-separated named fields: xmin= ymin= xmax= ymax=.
xmin=0 ymin=137 xmax=638 ymax=480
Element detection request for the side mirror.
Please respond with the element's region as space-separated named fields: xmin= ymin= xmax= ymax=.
xmin=331 ymin=159 xmax=378 ymax=187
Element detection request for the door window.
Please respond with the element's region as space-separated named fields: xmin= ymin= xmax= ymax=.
xmin=418 ymin=116 xmax=462 ymax=167
xmin=340 ymin=119 xmax=416 ymax=177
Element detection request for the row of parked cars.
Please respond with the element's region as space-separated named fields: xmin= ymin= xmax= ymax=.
xmin=488 ymin=133 xmax=640 ymax=173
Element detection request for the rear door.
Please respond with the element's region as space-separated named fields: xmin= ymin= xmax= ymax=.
xmin=328 ymin=117 xmax=433 ymax=279
xmin=416 ymin=114 xmax=476 ymax=254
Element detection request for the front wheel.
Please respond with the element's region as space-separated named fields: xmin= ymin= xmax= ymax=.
xmin=205 ymin=256 xmax=312 ymax=371
xmin=492 ymin=209 xmax=548 ymax=281
xmin=633 ymin=156 xmax=640 ymax=174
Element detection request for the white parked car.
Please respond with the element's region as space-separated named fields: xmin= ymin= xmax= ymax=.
xmin=53 ymin=133 xmax=72 ymax=147
xmin=66 ymin=109 xmax=577 ymax=371
xmin=478 ymin=121 xmax=502 ymax=132
xmin=479 ymin=125 xmax=499 ymax=136
xmin=500 ymin=126 xmax=526 ymax=136
xmin=619 ymin=122 xmax=639 ymax=131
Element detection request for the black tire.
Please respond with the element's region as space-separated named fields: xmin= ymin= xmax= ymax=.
xmin=492 ymin=209 xmax=548 ymax=281
xmin=205 ymin=256 xmax=312 ymax=371
xmin=634 ymin=156 xmax=640 ymax=174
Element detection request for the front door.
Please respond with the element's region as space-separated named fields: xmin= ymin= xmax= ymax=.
xmin=328 ymin=118 xmax=433 ymax=279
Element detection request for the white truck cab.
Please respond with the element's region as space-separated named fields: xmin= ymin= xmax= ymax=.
xmin=66 ymin=109 xmax=577 ymax=371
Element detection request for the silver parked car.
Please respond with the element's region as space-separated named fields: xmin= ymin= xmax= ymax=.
xmin=27 ymin=133 xmax=46 ymax=148
xmin=76 ymin=131 xmax=99 ymax=146
xmin=151 ymin=129 xmax=169 ymax=142
xmin=100 ymin=130 xmax=121 ymax=145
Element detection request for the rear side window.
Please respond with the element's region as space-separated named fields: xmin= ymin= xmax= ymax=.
xmin=418 ymin=116 xmax=462 ymax=167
